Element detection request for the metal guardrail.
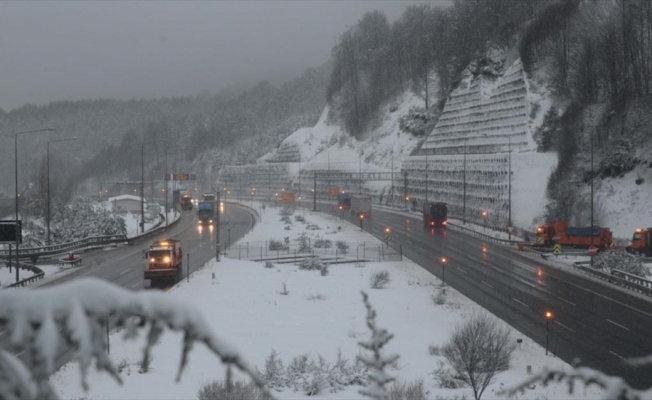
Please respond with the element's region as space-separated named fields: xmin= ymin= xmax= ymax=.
xmin=573 ymin=261 xmax=652 ymax=297
xmin=4 ymin=262 xmax=45 ymax=288
xmin=446 ymin=221 xmax=527 ymax=246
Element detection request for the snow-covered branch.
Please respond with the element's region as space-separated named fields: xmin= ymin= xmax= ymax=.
xmin=501 ymin=365 xmax=652 ymax=400
xmin=0 ymin=278 xmax=270 ymax=399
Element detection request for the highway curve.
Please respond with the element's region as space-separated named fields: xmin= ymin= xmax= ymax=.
xmin=316 ymin=201 xmax=652 ymax=389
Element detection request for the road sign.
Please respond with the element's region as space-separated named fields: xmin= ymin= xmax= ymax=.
xmin=0 ymin=220 xmax=22 ymax=244
xmin=553 ymin=244 xmax=561 ymax=255
xmin=507 ymin=226 xmax=514 ymax=234
xmin=588 ymin=246 xmax=599 ymax=256
xmin=166 ymin=173 xmax=197 ymax=181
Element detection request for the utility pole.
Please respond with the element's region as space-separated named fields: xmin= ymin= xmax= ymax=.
xmin=508 ymin=138 xmax=512 ymax=240
xmin=140 ymin=144 xmax=145 ymax=234
xmin=215 ymin=192 xmax=220 ymax=261
xmin=403 ymin=172 xmax=408 ymax=209
xmin=425 ymin=143 xmax=428 ymax=204
xmin=463 ymin=142 xmax=467 ymax=224
xmin=358 ymin=151 xmax=362 ymax=194
xmin=390 ymin=147 xmax=394 ymax=206
xmin=590 ymin=118 xmax=594 ymax=269
xmin=313 ymin=172 xmax=317 ymax=211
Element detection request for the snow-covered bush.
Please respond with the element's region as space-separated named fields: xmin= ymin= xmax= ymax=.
xmin=592 ymin=249 xmax=648 ymax=276
xmin=431 ymin=360 xmax=463 ymax=389
xmin=50 ymin=198 xmax=127 ymax=244
xmin=297 ymin=233 xmax=311 ymax=253
xmin=597 ymin=137 xmax=638 ymax=179
xmin=0 ymin=278 xmax=265 ymax=400
xmin=258 ymin=349 xmax=367 ymax=396
xmin=336 ymin=241 xmax=349 ymax=254
xmin=299 ymin=256 xmax=324 ymax=271
xmin=533 ymin=106 xmax=560 ymax=152
xmin=357 ymin=291 xmax=399 ymax=400
xmin=313 ymin=236 xmax=332 ymax=248
xmin=388 ymin=379 xmax=427 ymax=400
xmin=294 ymin=215 xmax=306 ymax=223
xmin=280 ymin=216 xmax=292 ymax=225
xmin=279 ymin=206 xmax=294 ymax=216
xmin=398 ymin=107 xmax=437 ymax=137
xmin=306 ymin=222 xmax=321 ymax=230
xmin=432 ymin=290 xmax=446 ymax=305
xmin=369 ymin=271 xmax=391 ymax=289
xmin=269 ymin=239 xmax=289 ymax=251
xmin=145 ymin=203 xmax=161 ymax=223
xmin=320 ymin=263 xmax=330 ymax=276
xmin=197 ymin=379 xmax=264 ymax=400
xmin=264 ymin=261 xmax=274 ymax=269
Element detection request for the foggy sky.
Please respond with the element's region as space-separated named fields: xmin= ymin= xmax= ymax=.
xmin=0 ymin=1 xmax=433 ymax=111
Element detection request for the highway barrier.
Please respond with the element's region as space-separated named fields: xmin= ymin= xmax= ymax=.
xmin=573 ymin=261 xmax=652 ymax=297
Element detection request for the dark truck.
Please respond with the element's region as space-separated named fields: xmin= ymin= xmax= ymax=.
xmin=337 ymin=193 xmax=351 ymax=210
xmin=180 ymin=193 xmax=193 ymax=210
xmin=423 ymin=202 xmax=448 ymax=228
xmin=197 ymin=201 xmax=215 ymax=225
xmin=144 ymin=239 xmax=183 ymax=284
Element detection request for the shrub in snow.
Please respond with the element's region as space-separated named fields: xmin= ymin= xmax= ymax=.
xmin=197 ymin=379 xmax=264 ymax=400
xmin=278 ymin=282 xmax=289 ymax=295
xmin=264 ymin=261 xmax=274 ymax=269
xmin=297 ymin=233 xmax=311 ymax=253
xmin=305 ymin=293 xmax=327 ymax=301
xmin=442 ymin=312 xmax=516 ymax=400
xmin=432 ymin=290 xmax=446 ymax=305
xmin=388 ymin=379 xmax=427 ymax=400
xmin=313 ymin=236 xmax=332 ymax=249
xmin=502 ymin=357 xmax=652 ymax=400
xmin=306 ymin=222 xmax=321 ymax=230
xmin=320 ymin=263 xmax=330 ymax=276
xmin=357 ymin=291 xmax=399 ymax=400
xmin=50 ymin=197 xmax=127 ymax=244
xmin=269 ymin=239 xmax=289 ymax=251
xmin=335 ymin=240 xmax=349 ymax=254
xmin=294 ymin=215 xmax=306 ymax=223
xmin=592 ymin=249 xmax=647 ymax=276
xmin=0 ymin=278 xmax=266 ymax=399
xmin=428 ymin=345 xmax=441 ymax=356
xmin=431 ymin=360 xmax=463 ymax=389
xmin=369 ymin=271 xmax=391 ymax=289
xmin=597 ymin=137 xmax=638 ymax=179
xmin=279 ymin=206 xmax=294 ymax=216
xmin=280 ymin=216 xmax=292 ymax=225
xmin=299 ymin=256 xmax=324 ymax=271
xmin=258 ymin=349 xmax=367 ymax=396
xmin=398 ymin=107 xmax=437 ymax=137
xmin=355 ymin=261 xmax=366 ymax=268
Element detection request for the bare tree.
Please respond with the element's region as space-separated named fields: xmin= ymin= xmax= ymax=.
xmin=442 ymin=312 xmax=516 ymax=400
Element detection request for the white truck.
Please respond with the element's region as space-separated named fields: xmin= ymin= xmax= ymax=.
xmin=351 ymin=194 xmax=372 ymax=218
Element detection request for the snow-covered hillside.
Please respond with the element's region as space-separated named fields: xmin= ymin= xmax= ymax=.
xmin=220 ymin=58 xmax=557 ymax=238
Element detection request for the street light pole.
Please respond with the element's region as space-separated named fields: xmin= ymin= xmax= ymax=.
xmin=545 ymin=311 xmax=553 ymax=355
xmin=441 ymin=257 xmax=447 ymax=290
xmin=141 ymin=139 xmax=166 ymax=234
xmin=463 ymin=141 xmax=467 ymax=224
xmin=15 ymin=128 xmax=56 ymax=282
xmin=425 ymin=144 xmax=428 ymax=204
xmin=590 ymin=123 xmax=594 ymax=268
xmin=47 ymin=137 xmax=78 ymax=245
xmin=508 ymin=138 xmax=512 ymax=241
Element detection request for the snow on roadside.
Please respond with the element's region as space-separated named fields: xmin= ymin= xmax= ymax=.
xmin=51 ymin=204 xmax=602 ymax=400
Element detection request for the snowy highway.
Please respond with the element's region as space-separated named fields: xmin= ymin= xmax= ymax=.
xmin=313 ymin=202 xmax=652 ymax=389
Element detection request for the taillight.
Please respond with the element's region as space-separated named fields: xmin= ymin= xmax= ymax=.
xmin=430 ymin=221 xmax=435 ymax=226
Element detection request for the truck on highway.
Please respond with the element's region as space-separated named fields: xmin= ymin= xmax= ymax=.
xmin=535 ymin=221 xmax=613 ymax=249
xmin=144 ymin=239 xmax=183 ymax=284
xmin=423 ymin=202 xmax=448 ymax=228
xmin=203 ymin=193 xmax=216 ymax=201
xmin=628 ymin=228 xmax=652 ymax=256
xmin=180 ymin=193 xmax=193 ymax=210
xmin=197 ymin=201 xmax=215 ymax=225
xmin=281 ymin=192 xmax=295 ymax=205
xmin=351 ymin=194 xmax=372 ymax=218
xmin=337 ymin=193 xmax=351 ymax=210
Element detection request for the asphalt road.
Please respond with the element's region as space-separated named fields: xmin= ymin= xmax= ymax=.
xmin=315 ymin=201 xmax=652 ymax=389
xmin=42 ymin=202 xmax=255 ymax=290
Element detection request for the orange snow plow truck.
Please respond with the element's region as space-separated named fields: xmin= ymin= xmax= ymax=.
xmin=628 ymin=228 xmax=652 ymax=256
xmin=535 ymin=221 xmax=613 ymax=249
xmin=144 ymin=239 xmax=183 ymax=284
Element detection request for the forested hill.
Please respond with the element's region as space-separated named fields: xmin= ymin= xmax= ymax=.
xmin=0 ymin=62 xmax=329 ymax=195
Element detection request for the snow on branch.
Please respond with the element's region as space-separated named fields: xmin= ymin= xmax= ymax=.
xmin=0 ymin=278 xmax=271 ymax=400
xmin=357 ymin=291 xmax=399 ymax=400
xmin=500 ymin=364 xmax=652 ymax=400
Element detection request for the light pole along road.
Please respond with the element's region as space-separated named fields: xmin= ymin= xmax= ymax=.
xmin=47 ymin=137 xmax=78 ymax=245
xmin=320 ymin=202 xmax=652 ymax=389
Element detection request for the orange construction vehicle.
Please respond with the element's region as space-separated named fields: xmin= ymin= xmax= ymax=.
xmin=144 ymin=239 xmax=183 ymax=284
xmin=535 ymin=221 xmax=613 ymax=249
xmin=628 ymin=228 xmax=652 ymax=256
xmin=281 ymin=192 xmax=295 ymax=205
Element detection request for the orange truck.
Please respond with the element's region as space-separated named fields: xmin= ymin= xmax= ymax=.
xmin=535 ymin=221 xmax=613 ymax=249
xmin=628 ymin=228 xmax=652 ymax=256
xmin=281 ymin=192 xmax=295 ymax=205
xmin=144 ymin=239 xmax=183 ymax=284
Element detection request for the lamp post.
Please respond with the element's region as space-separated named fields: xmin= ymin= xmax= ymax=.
xmin=590 ymin=121 xmax=594 ymax=269
xmin=545 ymin=311 xmax=553 ymax=355
xmin=47 ymin=137 xmax=78 ymax=245
xmin=508 ymin=138 xmax=512 ymax=240
xmin=359 ymin=213 xmax=364 ymax=231
xmin=141 ymin=139 xmax=166 ymax=234
xmin=15 ymin=128 xmax=56 ymax=281
xmin=481 ymin=210 xmax=488 ymax=232
xmin=339 ymin=205 xmax=343 ymax=220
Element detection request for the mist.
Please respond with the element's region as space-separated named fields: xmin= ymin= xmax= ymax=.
xmin=0 ymin=1 xmax=433 ymax=111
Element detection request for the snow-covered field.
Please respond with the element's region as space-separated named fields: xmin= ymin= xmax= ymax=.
xmin=51 ymin=204 xmax=601 ymax=399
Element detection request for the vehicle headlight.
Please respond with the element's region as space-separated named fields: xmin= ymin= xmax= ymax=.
xmin=163 ymin=256 xmax=171 ymax=263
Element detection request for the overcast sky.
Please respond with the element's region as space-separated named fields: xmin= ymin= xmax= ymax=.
xmin=0 ymin=1 xmax=438 ymax=111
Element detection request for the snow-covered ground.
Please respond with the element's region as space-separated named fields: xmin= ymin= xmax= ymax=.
xmin=0 ymin=263 xmax=69 ymax=288
xmin=51 ymin=203 xmax=602 ymax=399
